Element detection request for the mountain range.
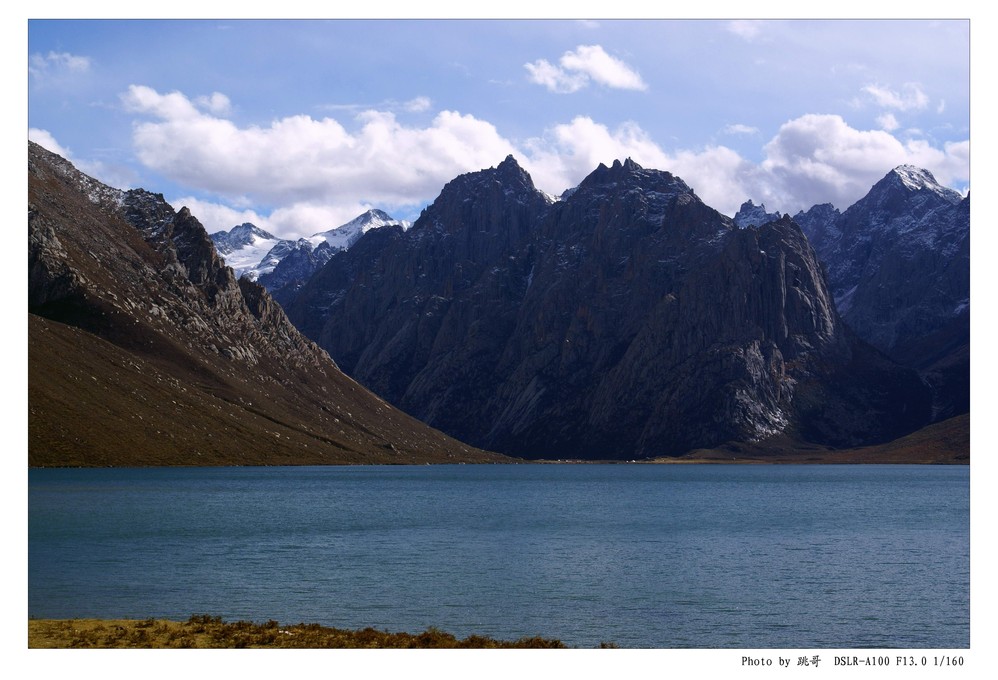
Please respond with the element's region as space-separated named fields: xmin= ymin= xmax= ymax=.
xmin=284 ymin=156 xmax=959 ymax=460
xmin=209 ymin=210 xmax=409 ymax=296
xmin=28 ymin=141 xmax=503 ymax=466
xmin=28 ymin=142 xmax=969 ymax=465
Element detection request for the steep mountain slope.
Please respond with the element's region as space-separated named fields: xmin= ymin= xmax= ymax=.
xmin=795 ymin=166 xmax=969 ymax=419
xmin=28 ymin=141 xmax=504 ymax=466
xmin=286 ymin=157 xmax=930 ymax=459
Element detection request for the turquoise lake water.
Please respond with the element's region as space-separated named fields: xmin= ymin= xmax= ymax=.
xmin=28 ymin=464 xmax=969 ymax=648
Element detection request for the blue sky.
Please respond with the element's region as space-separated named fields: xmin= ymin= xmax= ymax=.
xmin=28 ymin=18 xmax=970 ymax=239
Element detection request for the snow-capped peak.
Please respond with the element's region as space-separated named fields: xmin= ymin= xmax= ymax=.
xmin=209 ymin=223 xmax=285 ymax=279
xmin=891 ymin=165 xmax=941 ymax=192
xmin=863 ymin=165 xmax=964 ymax=209
xmin=309 ymin=209 xmax=410 ymax=251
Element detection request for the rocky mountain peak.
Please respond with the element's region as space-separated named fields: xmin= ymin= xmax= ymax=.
xmin=312 ymin=209 xmax=409 ymax=250
xmin=411 ymin=156 xmax=549 ymax=246
xmin=867 ymin=165 xmax=963 ymax=208
xmin=889 ymin=164 xmax=944 ymax=191
xmin=575 ymin=157 xmax=691 ymax=198
xmin=210 ymin=222 xmax=277 ymax=257
xmin=230 ymin=222 xmax=273 ymax=239
xmin=733 ymin=199 xmax=783 ymax=228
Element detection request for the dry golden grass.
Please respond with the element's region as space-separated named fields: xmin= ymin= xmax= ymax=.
xmin=28 ymin=615 xmax=567 ymax=649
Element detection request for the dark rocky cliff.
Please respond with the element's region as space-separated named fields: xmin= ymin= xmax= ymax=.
xmin=28 ymin=141 xmax=504 ymax=466
xmin=286 ymin=157 xmax=931 ymax=458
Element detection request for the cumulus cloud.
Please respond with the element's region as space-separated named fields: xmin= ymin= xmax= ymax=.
xmin=523 ymin=116 xmax=668 ymax=193
xmin=862 ymin=83 xmax=929 ymax=110
xmin=523 ymin=113 xmax=967 ymax=216
xmin=120 ymin=86 xmax=968 ymax=238
xmin=122 ymin=85 xmax=514 ymax=232
xmin=758 ymin=113 xmax=968 ymax=211
xmin=525 ymin=45 xmax=647 ymax=93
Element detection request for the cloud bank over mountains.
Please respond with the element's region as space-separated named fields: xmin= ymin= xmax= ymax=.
xmin=38 ymin=82 xmax=961 ymax=239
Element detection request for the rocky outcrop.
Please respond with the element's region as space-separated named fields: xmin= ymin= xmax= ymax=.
xmin=286 ymin=157 xmax=931 ymax=458
xmin=28 ymin=141 xmax=504 ymax=466
xmin=733 ymin=199 xmax=782 ymax=228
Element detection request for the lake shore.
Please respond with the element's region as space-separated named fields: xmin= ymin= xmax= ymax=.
xmin=28 ymin=616 xmax=570 ymax=649
xmin=29 ymin=414 xmax=968 ymax=469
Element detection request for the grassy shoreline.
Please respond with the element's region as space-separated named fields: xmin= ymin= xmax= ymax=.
xmin=28 ymin=615 xmax=570 ymax=649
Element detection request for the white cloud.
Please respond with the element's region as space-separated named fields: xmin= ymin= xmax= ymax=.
xmin=524 ymin=59 xmax=588 ymax=93
xmin=404 ymin=96 xmax=432 ymax=113
xmin=757 ymin=113 xmax=968 ymax=211
xmin=522 ymin=116 xmax=669 ymax=194
xmin=525 ymin=44 xmax=647 ymax=93
xmin=876 ymin=112 xmax=900 ymax=131
xmin=523 ymin=113 xmax=968 ymax=217
xmin=722 ymin=124 xmax=760 ymax=136
xmin=195 ymin=92 xmax=232 ymax=116
xmin=122 ymin=85 xmax=514 ymax=228
xmin=862 ymin=83 xmax=929 ymax=111
xmin=268 ymin=202 xmax=379 ymax=238
xmin=29 ymin=51 xmax=91 ymax=80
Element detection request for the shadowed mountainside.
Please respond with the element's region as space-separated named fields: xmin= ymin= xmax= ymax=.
xmin=286 ymin=157 xmax=934 ymax=459
xmin=28 ymin=141 xmax=506 ymax=466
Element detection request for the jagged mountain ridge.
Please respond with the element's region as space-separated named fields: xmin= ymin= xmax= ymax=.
xmin=285 ymin=156 xmax=931 ymax=459
xmin=793 ymin=165 xmax=969 ymax=419
xmin=28 ymin=141 xmax=504 ymax=466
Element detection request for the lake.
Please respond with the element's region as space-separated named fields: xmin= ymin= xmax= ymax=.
xmin=28 ymin=464 xmax=969 ymax=648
